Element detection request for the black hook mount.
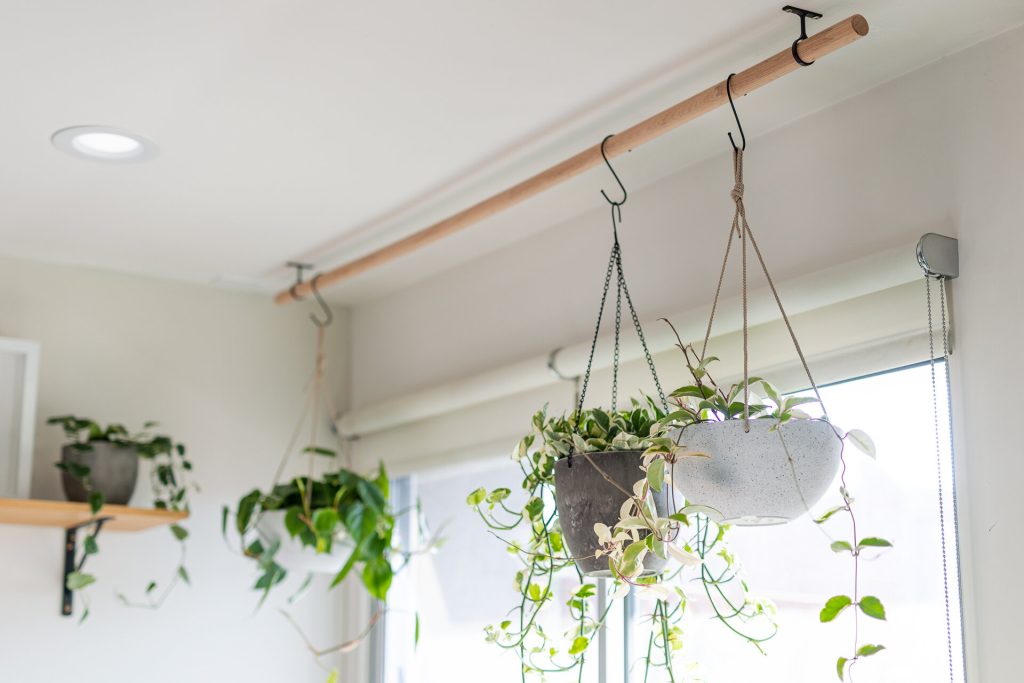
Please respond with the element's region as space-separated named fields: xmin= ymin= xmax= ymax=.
xmin=783 ymin=5 xmax=822 ymax=67
xmin=287 ymin=261 xmax=313 ymax=300
xmin=287 ymin=262 xmax=333 ymax=328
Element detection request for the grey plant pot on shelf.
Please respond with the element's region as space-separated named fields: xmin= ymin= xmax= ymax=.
xmin=671 ymin=419 xmax=841 ymax=526
xmin=60 ymin=442 xmax=139 ymax=505
xmin=554 ymin=450 xmax=670 ymax=578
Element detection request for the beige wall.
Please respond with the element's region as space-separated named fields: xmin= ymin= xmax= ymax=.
xmin=0 ymin=257 xmax=352 ymax=681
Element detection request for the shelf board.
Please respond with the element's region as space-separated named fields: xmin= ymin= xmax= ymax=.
xmin=0 ymin=498 xmax=187 ymax=532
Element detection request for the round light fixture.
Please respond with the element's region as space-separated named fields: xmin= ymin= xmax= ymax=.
xmin=51 ymin=126 xmax=158 ymax=163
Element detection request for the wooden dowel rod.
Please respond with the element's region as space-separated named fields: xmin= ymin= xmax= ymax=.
xmin=276 ymin=14 xmax=869 ymax=304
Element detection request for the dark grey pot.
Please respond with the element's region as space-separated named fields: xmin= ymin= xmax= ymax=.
xmin=61 ymin=442 xmax=139 ymax=505
xmin=554 ymin=450 xmax=670 ymax=577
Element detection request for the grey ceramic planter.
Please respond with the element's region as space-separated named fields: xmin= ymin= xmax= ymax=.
xmin=554 ymin=450 xmax=669 ymax=577
xmin=671 ymin=419 xmax=841 ymax=526
xmin=61 ymin=442 xmax=139 ymax=505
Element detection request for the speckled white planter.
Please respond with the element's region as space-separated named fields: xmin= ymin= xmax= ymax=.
xmin=671 ymin=419 xmax=841 ymax=525
xmin=256 ymin=510 xmax=353 ymax=574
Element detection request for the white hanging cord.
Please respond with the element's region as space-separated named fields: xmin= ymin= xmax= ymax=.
xmin=926 ymin=275 xmax=967 ymax=683
xmin=701 ymin=148 xmax=829 ymax=431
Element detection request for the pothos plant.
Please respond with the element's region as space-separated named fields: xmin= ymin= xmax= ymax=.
xmin=225 ymin=459 xmax=396 ymax=606
xmin=468 ymin=398 xmax=778 ymax=681
xmin=48 ymin=415 xmax=195 ymax=619
xmin=225 ymin=450 xmax=438 ymax=681
xmin=644 ymin=325 xmax=891 ymax=681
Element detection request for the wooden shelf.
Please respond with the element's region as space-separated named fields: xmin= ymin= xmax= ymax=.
xmin=0 ymin=498 xmax=187 ymax=532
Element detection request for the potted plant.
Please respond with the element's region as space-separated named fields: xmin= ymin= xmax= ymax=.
xmin=660 ymin=338 xmax=843 ymax=525
xmin=226 ymin=462 xmax=396 ymax=604
xmin=47 ymin=415 xmax=195 ymax=617
xmin=469 ymin=399 xmax=778 ymax=680
xmin=529 ymin=400 xmax=678 ymax=577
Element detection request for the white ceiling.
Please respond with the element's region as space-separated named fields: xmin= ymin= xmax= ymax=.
xmin=0 ymin=0 xmax=1021 ymax=303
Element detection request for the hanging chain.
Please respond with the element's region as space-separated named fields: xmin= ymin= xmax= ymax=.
xmin=575 ymin=203 xmax=669 ymax=422
xmin=926 ymin=276 xmax=967 ymax=683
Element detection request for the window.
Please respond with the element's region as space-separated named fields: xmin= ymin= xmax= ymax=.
xmin=380 ymin=362 xmax=964 ymax=682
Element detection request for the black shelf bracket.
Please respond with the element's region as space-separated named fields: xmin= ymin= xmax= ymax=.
xmin=62 ymin=516 xmax=111 ymax=617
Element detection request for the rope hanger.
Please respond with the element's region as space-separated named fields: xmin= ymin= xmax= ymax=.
xmin=699 ymin=73 xmax=827 ymax=432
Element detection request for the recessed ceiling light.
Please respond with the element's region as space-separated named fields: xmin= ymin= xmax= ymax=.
xmin=51 ymin=126 xmax=158 ymax=163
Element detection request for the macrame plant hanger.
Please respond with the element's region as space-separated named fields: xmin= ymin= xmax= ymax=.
xmin=271 ymin=265 xmax=345 ymax=514
xmin=569 ymin=136 xmax=668 ymax=465
xmin=698 ymin=74 xmax=829 ymax=431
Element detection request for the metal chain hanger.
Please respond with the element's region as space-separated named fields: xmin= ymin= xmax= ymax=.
xmin=925 ymin=274 xmax=967 ymax=683
xmin=574 ymin=135 xmax=668 ymax=426
xmin=699 ymin=74 xmax=827 ymax=433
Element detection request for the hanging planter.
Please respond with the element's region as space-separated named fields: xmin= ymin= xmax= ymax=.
xmin=672 ymin=418 xmax=841 ymax=525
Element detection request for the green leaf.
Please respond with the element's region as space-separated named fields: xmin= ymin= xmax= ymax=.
xmin=302 ymin=445 xmax=336 ymax=457
xmin=646 ymin=458 xmax=666 ymax=492
xmin=88 ymin=491 xmax=104 ymax=515
xmin=145 ymin=581 xmax=157 ymax=594
xmin=859 ymin=595 xmax=887 ymax=620
xmin=619 ymin=541 xmax=648 ymax=576
xmin=486 ymin=488 xmax=511 ymax=504
xmin=524 ymin=496 xmax=544 ymax=521
xmin=220 ymin=505 xmax=229 ymax=539
xmin=66 ymin=572 xmax=96 ymax=591
xmin=177 ymin=565 xmax=191 ymax=585
xmin=846 ymin=429 xmax=876 ymax=458
xmin=466 ymin=487 xmax=487 ymax=506
xmin=857 ymin=643 xmax=886 ymax=657
xmin=84 ymin=535 xmax=99 ymax=555
xmin=858 ymin=537 xmax=893 ymax=549
xmin=568 ymin=636 xmax=589 ymax=656
xmin=414 ymin=612 xmax=420 ymax=650
xmin=326 ymin=670 xmax=338 ymax=683
xmin=836 ymin=657 xmax=847 ymax=681
xmin=312 ymin=508 xmax=340 ymax=536
xmin=820 ymin=595 xmax=853 ymax=622
xmin=830 ymin=540 xmax=853 ymax=554
xmin=362 ymin=559 xmax=393 ymax=601
xmin=56 ymin=461 xmax=92 ymax=479
xmin=814 ymin=505 xmax=845 ymax=524
xmin=284 ymin=506 xmax=306 ymax=538
xmin=170 ymin=524 xmax=189 ymax=541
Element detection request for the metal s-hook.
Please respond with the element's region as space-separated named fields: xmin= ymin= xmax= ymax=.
xmin=726 ymin=73 xmax=746 ymax=152
xmin=287 ymin=262 xmax=333 ymax=327
xmin=783 ymin=5 xmax=823 ymax=67
xmin=308 ymin=273 xmax=334 ymax=328
xmin=599 ymin=135 xmax=627 ymax=221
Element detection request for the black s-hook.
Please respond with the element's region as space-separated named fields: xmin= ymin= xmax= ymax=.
xmin=726 ymin=73 xmax=746 ymax=152
xmin=599 ymin=135 xmax=627 ymax=222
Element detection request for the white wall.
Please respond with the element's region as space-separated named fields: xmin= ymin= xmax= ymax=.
xmin=349 ymin=26 xmax=1024 ymax=681
xmin=942 ymin=25 xmax=1024 ymax=683
xmin=0 ymin=257 xmax=355 ymax=682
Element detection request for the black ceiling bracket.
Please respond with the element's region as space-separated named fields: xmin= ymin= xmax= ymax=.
xmin=783 ymin=5 xmax=823 ymax=66
xmin=62 ymin=516 xmax=111 ymax=616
